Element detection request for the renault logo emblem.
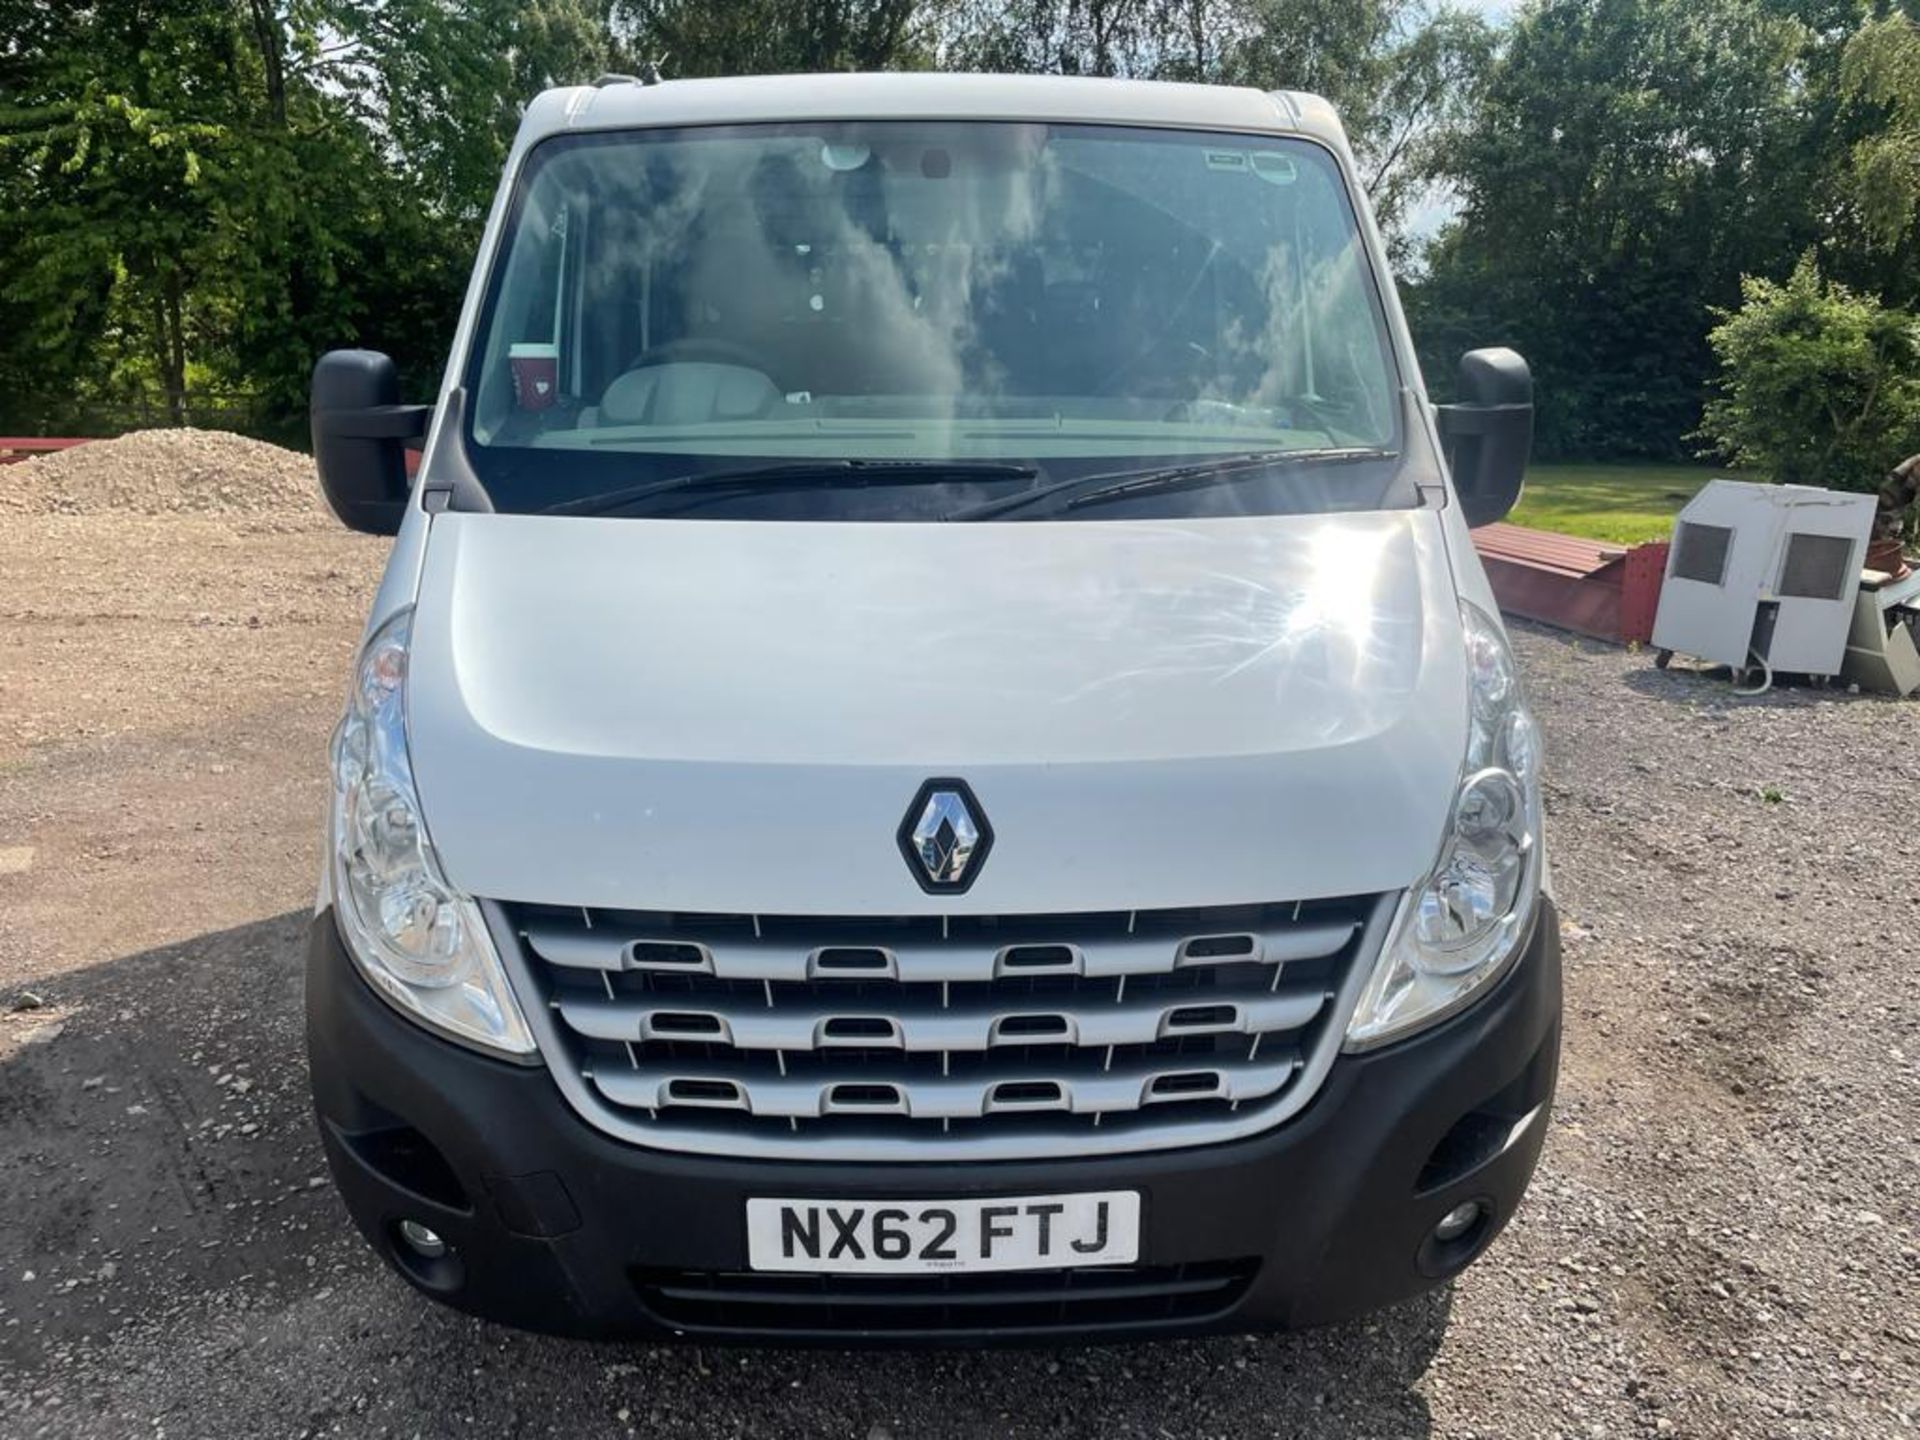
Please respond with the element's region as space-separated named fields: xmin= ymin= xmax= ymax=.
xmin=899 ymin=779 xmax=993 ymax=893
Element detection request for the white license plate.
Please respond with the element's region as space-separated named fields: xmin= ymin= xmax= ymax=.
xmin=746 ymin=1191 xmax=1141 ymax=1274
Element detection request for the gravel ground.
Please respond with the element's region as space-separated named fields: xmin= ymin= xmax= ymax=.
xmin=0 ymin=467 xmax=1915 ymax=1438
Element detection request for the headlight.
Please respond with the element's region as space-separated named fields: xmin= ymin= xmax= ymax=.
xmin=1345 ymin=601 xmax=1543 ymax=1049
xmin=329 ymin=609 xmax=535 ymax=1056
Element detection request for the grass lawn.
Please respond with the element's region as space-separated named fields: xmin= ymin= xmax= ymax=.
xmin=1509 ymin=462 xmax=1724 ymax=545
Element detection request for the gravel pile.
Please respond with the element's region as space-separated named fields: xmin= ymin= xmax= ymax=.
xmin=0 ymin=429 xmax=325 ymax=520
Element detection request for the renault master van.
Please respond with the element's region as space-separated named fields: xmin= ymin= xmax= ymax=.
xmin=305 ymin=72 xmax=1559 ymax=1342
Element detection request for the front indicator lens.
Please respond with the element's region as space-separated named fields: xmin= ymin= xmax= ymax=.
xmin=1499 ymin=709 xmax=1539 ymax=786
xmin=329 ymin=609 xmax=534 ymax=1055
xmin=1346 ymin=603 xmax=1544 ymax=1049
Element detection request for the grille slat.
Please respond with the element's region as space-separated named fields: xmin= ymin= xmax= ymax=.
xmin=592 ymin=1049 xmax=1301 ymax=1119
xmin=500 ymin=895 xmax=1383 ymax=1160
xmin=555 ymin=985 xmax=1326 ymax=1052
xmin=523 ymin=918 xmax=1359 ymax=981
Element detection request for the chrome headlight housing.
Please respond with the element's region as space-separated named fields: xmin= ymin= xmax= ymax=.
xmin=1345 ymin=601 xmax=1543 ymax=1049
xmin=329 ymin=609 xmax=535 ymax=1056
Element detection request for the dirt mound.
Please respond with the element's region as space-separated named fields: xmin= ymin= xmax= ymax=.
xmin=0 ymin=429 xmax=326 ymax=519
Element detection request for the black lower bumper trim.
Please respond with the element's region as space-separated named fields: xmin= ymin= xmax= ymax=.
xmin=635 ymin=1259 xmax=1258 ymax=1338
xmin=306 ymin=900 xmax=1561 ymax=1344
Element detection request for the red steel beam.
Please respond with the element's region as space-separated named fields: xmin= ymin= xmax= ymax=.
xmin=0 ymin=437 xmax=93 ymax=465
xmin=1471 ymin=523 xmax=1669 ymax=645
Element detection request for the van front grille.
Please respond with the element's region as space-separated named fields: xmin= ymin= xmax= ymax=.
xmin=491 ymin=895 xmax=1388 ymax=1161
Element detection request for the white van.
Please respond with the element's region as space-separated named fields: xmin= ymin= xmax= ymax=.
xmin=306 ymin=72 xmax=1558 ymax=1342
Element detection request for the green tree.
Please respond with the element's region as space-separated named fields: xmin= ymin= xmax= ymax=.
xmin=613 ymin=0 xmax=934 ymax=76
xmin=937 ymin=0 xmax=1495 ymax=239
xmin=1409 ymin=0 xmax=1824 ymax=459
xmin=1840 ymin=13 xmax=1920 ymax=257
xmin=1696 ymin=255 xmax=1920 ymax=493
xmin=0 ymin=0 xmax=617 ymax=433
xmin=307 ymin=0 xmax=614 ymax=221
xmin=7 ymin=0 xmax=1913 ymax=463
xmin=0 ymin=1 xmax=240 ymax=425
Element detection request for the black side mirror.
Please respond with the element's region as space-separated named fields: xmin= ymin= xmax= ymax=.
xmin=311 ymin=350 xmax=433 ymax=535
xmin=1436 ymin=348 xmax=1533 ymax=528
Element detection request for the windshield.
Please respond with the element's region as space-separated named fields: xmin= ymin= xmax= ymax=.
xmin=464 ymin=121 xmax=1405 ymax=520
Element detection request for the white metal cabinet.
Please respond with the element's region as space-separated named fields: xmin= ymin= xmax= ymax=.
xmin=1652 ymin=480 xmax=1876 ymax=675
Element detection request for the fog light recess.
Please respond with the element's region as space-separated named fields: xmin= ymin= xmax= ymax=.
xmin=397 ymin=1218 xmax=449 ymax=1259
xmin=388 ymin=1216 xmax=464 ymax=1294
xmin=1434 ymin=1202 xmax=1483 ymax=1244
xmin=1416 ymin=1197 xmax=1496 ymax=1278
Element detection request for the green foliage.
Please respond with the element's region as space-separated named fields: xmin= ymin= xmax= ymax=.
xmin=0 ymin=0 xmax=1495 ymax=437
xmin=1695 ymin=256 xmax=1920 ymax=494
xmin=0 ymin=0 xmax=614 ymax=434
xmin=1 ymin=0 xmax=1916 ymax=461
xmin=1841 ymin=14 xmax=1920 ymax=254
xmin=0 ymin=1 xmax=239 ymax=425
xmin=1406 ymin=0 xmax=1826 ymax=462
xmin=618 ymin=0 xmax=935 ymax=75
xmin=937 ymin=0 xmax=1496 ymax=237
xmin=310 ymin=0 xmax=614 ymax=221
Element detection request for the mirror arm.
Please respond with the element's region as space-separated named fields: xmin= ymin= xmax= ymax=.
xmin=1435 ymin=402 xmax=1529 ymax=437
xmin=318 ymin=403 xmax=433 ymax=441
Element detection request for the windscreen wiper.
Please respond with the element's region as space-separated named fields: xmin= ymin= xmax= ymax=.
xmin=543 ymin=458 xmax=1039 ymax=517
xmin=945 ymin=447 xmax=1398 ymax=522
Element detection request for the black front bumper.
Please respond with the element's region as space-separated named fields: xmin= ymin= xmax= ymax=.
xmin=306 ymin=902 xmax=1561 ymax=1344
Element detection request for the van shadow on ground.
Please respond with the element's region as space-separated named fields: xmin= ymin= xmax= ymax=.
xmin=1 ymin=914 xmax=1446 ymax=1438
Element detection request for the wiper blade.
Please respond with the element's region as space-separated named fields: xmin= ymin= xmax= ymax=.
xmin=946 ymin=447 xmax=1398 ymax=521
xmin=544 ymin=459 xmax=1039 ymax=517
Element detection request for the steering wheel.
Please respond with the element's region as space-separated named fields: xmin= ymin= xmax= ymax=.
xmin=624 ymin=337 xmax=784 ymax=390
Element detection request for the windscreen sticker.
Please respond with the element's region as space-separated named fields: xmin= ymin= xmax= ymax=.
xmin=1251 ymin=152 xmax=1299 ymax=185
xmin=1205 ymin=150 xmax=1299 ymax=185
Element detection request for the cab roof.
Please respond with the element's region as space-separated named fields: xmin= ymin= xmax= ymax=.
xmin=516 ymin=72 xmax=1346 ymax=153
